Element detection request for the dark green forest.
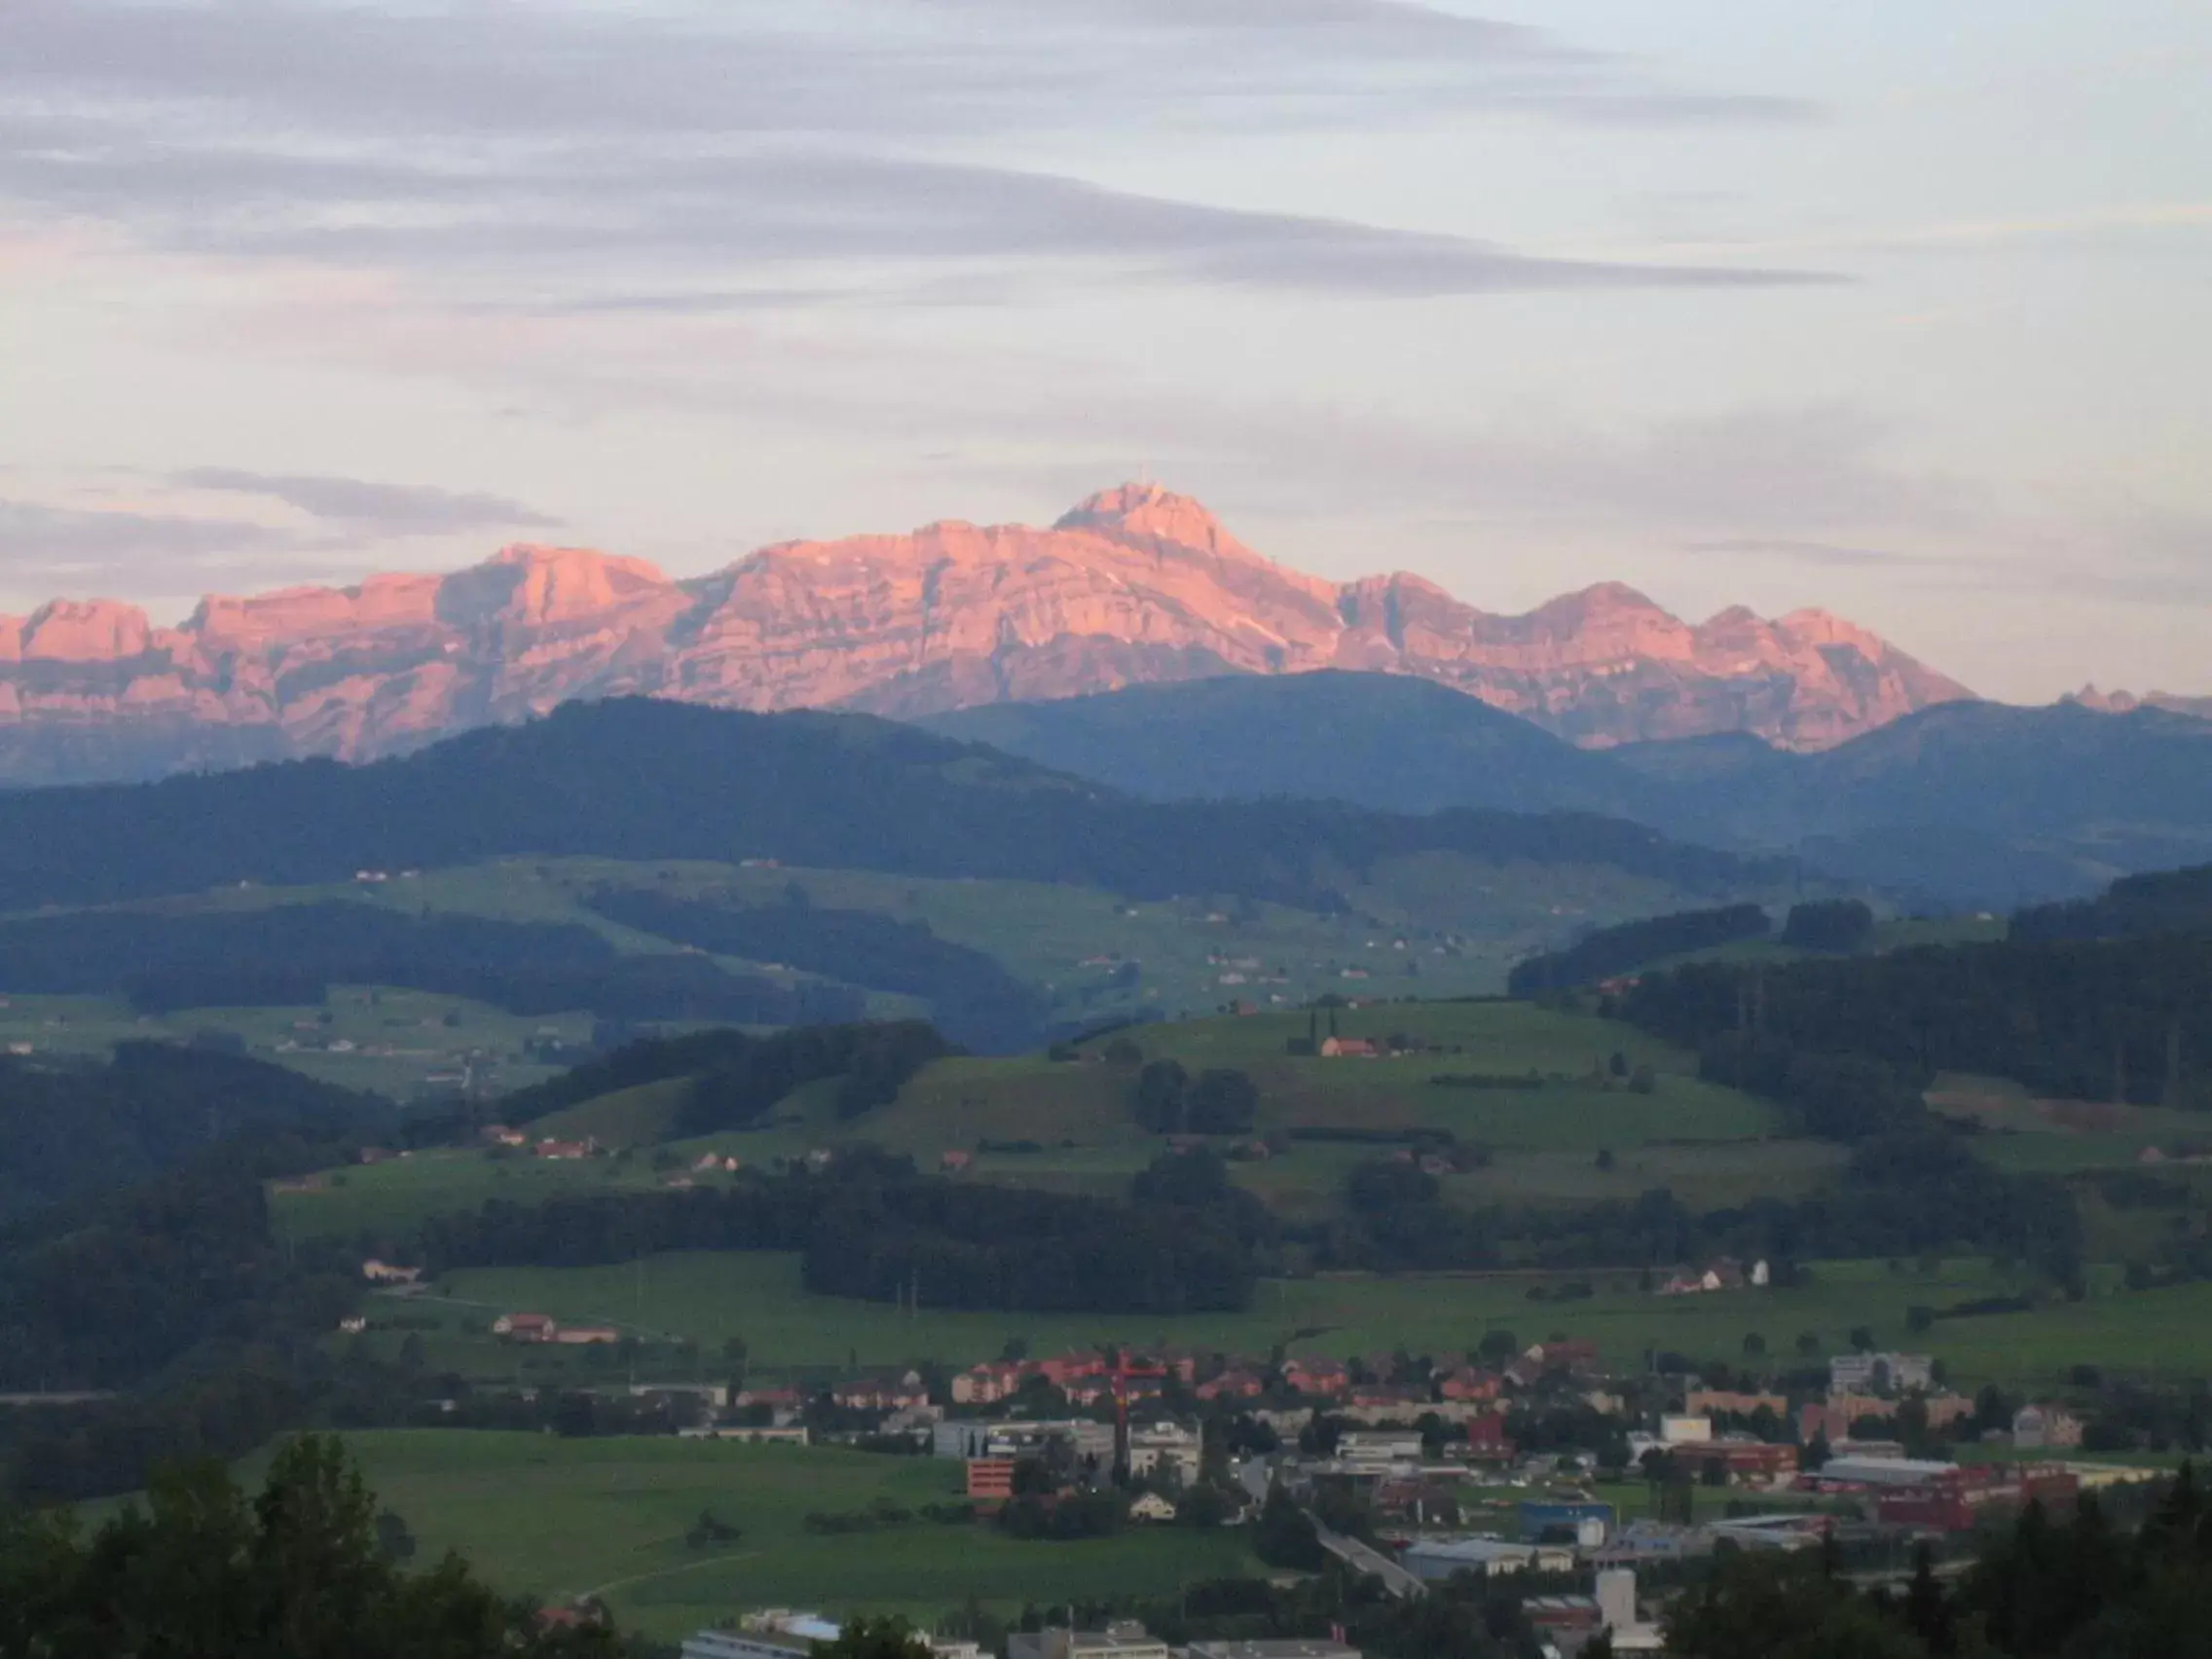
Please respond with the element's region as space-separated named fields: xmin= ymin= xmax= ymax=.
xmin=584 ymin=887 xmax=1051 ymax=1051
xmin=0 ymin=1044 xmax=385 ymax=1217
xmin=492 ymin=1019 xmax=955 ymax=1130
xmin=1618 ymin=931 xmax=2212 ymax=1107
xmin=0 ymin=698 xmax=1780 ymax=914
xmin=1507 ymin=903 xmax=1771 ymax=994
xmin=2012 ymin=861 xmax=2212 ymax=942
xmin=0 ymin=903 xmax=861 ymax=1027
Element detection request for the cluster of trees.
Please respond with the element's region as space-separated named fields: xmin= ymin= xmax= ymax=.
xmin=2012 ymin=861 xmax=2212 ymax=941
xmin=0 ymin=1161 xmax=359 ymax=1396
xmin=418 ymin=1156 xmax=1258 ymax=1314
xmin=1129 ymin=1062 xmax=1259 ymax=1135
xmin=1691 ymin=1031 xmax=1930 ymax=1142
xmin=0 ymin=1436 xmax=626 ymax=1656
xmin=1313 ymin=1129 xmax=2080 ymax=1280
xmin=1507 ymin=903 xmax=1771 ymax=994
xmin=1618 ymin=930 xmax=2212 ymax=1106
xmin=493 ymin=1021 xmax=954 ymax=1133
xmin=1671 ymin=1473 xmax=2212 ymax=1659
xmin=0 ymin=1043 xmax=385 ymax=1218
xmin=586 ymin=886 xmax=1051 ymax=1052
xmin=1778 ymin=898 xmax=1876 ymax=953
xmin=0 ymin=697 xmax=1782 ymax=918
xmin=0 ymin=902 xmax=859 ymax=1026
xmin=802 ymin=1175 xmax=1255 ymax=1313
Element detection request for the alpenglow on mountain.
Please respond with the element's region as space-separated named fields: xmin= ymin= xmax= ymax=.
xmin=0 ymin=484 xmax=1972 ymax=784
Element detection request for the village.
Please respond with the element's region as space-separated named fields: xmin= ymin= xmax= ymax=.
xmin=440 ymin=1287 xmax=2144 ymax=1659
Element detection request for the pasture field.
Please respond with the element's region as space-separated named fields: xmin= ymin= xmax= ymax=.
xmin=1069 ymin=1000 xmax=1781 ymax=1151
xmin=274 ymin=1147 xmax=760 ymax=1243
xmin=245 ymin=1431 xmax=1256 ymax=1642
xmin=273 ymin=999 xmax=1801 ymax=1240
xmin=1623 ymin=915 xmax=2010 ymax=977
xmin=3 ymin=845 xmax=1799 ymax=1077
xmin=0 ymin=985 xmax=591 ymax=1098
xmin=404 ymin=1250 xmax=2162 ymax=1391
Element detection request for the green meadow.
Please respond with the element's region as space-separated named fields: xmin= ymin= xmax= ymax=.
xmin=373 ymin=1250 xmax=2181 ymax=1392
xmin=235 ymin=1431 xmax=1256 ymax=1643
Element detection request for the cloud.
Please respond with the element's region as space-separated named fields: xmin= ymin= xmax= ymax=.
xmin=1680 ymin=537 xmax=1953 ymax=569
xmin=174 ymin=469 xmax=559 ymax=535
xmin=0 ymin=1 xmax=1809 ymax=141
xmin=0 ymin=498 xmax=313 ymax=600
xmin=0 ymin=2 xmax=1829 ymax=302
xmin=0 ymin=129 xmax=1832 ymax=299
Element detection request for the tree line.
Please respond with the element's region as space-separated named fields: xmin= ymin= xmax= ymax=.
xmin=0 ymin=1436 xmax=627 ymax=1656
xmin=1616 ymin=930 xmax=2212 ymax=1106
xmin=493 ymin=1020 xmax=955 ymax=1132
xmin=1508 ymin=903 xmax=1772 ymax=995
xmin=417 ymin=1155 xmax=1258 ymax=1315
xmin=0 ymin=902 xmax=861 ymax=1026
xmin=585 ymin=886 xmax=1051 ymax=1052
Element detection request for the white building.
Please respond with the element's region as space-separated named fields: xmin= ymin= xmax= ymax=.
xmin=1009 ymin=1625 xmax=1170 ymax=1659
xmin=684 ymin=1616 xmax=978 ymax=1659
xmin=1127 ymin=1422 xmax=1202 ymax=1485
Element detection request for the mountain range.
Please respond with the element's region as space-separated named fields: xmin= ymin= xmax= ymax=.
xmin=0 ymin=483 xmax=1975 ymax=785
xmin=930 ymin=672 xmax=2212 ymax=906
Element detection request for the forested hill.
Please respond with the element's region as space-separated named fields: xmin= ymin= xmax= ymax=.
xmin=2012 ymin=863 xmax=2212 ymax=941
xmin=1618 ymin=930 xmax=2212 ymax=1110
xmin=0 ymin=697 xmax=1780 ymax=911
xmin=0 ymin=1044 xmax=387 ymax=1218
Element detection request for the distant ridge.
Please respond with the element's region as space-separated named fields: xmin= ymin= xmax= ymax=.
xmin=0 ymin=483 xmax=1971 ymax=785
xmin=929 ymin=674 xmax=2212 ymax=907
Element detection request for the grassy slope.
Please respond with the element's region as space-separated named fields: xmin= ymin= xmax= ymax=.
xmin=393 ymin=1250 xmax=2165 ymax=1392
xmin=276 ymin=1001 xmax=1794 ymax=1238
xmin=1 ymin=847 xmax=1796 ymax=1094
xmin=275 ymin=1431 xmax=1254 ymax=1641
xmin=0 ymin=986 xmax=595 ymax=1099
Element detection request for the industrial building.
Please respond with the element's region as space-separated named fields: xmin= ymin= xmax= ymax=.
xmin=1008 ymin=1624 xmax=1170 ymax=1659
xmin=1400 ymin=1536 xmax=1578 ymax=1580
xmin=1187 ymin=1641 xmax=1361 ymax=1659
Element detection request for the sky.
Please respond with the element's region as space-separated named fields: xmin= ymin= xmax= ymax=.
xmin=0 ymin=1 xmax=2206 ymax=702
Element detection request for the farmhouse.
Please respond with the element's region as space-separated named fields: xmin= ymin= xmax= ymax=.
xmin=1318 ymin=1037 xmax=1380 ymax=1058
xmin=535 ymin=1138 xmax=595 ymax=1161
xmin=359 ymin=1259 xmax=422 ymax=1285
xmin=2012 ymin=1404 xmax=2085 ymax=1450
xmin=553 ymin=1326 xmax=621 ymax=1346
xmin=492 ymin=1312 xmax=557 ymax=1343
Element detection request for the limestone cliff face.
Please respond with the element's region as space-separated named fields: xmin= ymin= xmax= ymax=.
xmin=0 ymin=485 xmax=1974 ymax=783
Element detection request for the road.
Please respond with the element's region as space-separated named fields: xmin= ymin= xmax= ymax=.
xmin=1312 ymin=1519 xmax=1427 ymax=1600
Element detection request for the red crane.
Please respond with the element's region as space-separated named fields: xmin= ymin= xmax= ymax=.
xmin=1106 ymin=1348 xmax=1167 ymax=1477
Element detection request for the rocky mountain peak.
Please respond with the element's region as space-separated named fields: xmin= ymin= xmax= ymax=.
xmin=18 ymin=599 xmax=156 ymax=662
xmin=1054 ymin=482 xmax=1242 ymax=556
xmin=0 ymin=485 xmax=1983 ymax=783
